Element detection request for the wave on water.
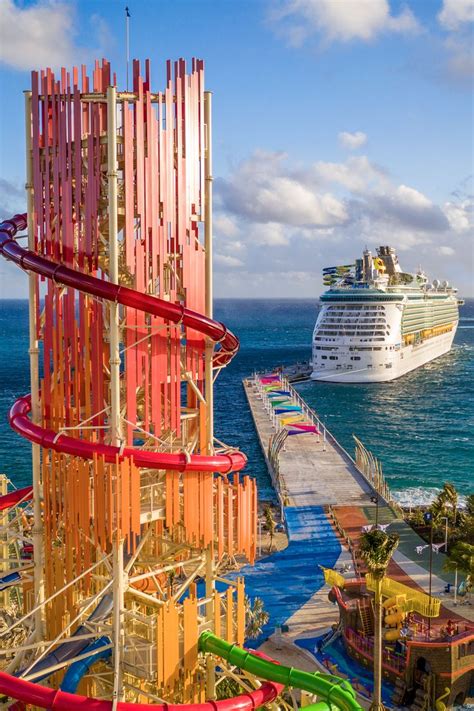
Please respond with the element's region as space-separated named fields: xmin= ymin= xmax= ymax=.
xmin=393 ymin=487 xmax=467 ymax=509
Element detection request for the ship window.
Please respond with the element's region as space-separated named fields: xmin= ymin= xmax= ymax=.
xmin=351 ymin=356 xmax=361 ymax=361
xmin=321 ymin=355 xmax=327 ymax=360
xmin=385 ymin=363 xmax=393 ymax=368
xmin=329 ymin=356 xmax=338 ymax=360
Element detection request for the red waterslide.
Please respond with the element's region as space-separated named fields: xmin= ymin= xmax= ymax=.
xmin=0 ymin=214 xmax=246 ymax=475
xmin=0 ymin=660 xmax=283 ymax=710
xmin=0 ymin=213 xmax=260 ymax=708
xmin=9 ymin=396 xmax=245 ymax=474
xmin=0 ymin=486 xmax=33 ymax=512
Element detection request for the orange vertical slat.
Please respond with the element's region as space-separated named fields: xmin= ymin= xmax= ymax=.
xmin=183 ymin=595 xmax=198 ymax=674
xmin=163 ymin=601 xmax=180 ymax=689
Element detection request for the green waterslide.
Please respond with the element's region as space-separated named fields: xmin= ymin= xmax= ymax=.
xmin=199 ymin=631 xmax=364 ymax=711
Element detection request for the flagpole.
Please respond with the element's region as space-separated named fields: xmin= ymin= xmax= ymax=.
xmin=125 ymin=7 xmax=130 ymax=91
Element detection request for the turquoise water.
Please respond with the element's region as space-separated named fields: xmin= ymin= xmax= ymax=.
xmin=0 ymin=299 xmax=473 ymax=502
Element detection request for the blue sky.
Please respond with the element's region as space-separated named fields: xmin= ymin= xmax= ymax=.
xmin=0 ymin=0 xmax=472 ymax=297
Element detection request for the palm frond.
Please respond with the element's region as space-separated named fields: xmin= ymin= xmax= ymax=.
xmin=358 ymin=529 xmax=399 ymax=574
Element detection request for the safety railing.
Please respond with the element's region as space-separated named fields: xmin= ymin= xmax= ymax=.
xmin=344 ymin=627 xmax=407 ymax=674
xmin=365 ymin=573 xmax=441 ymax=618
xmin=254 ymin=371 xmax=402 ymax=515
xmin=353 ymin=436 xmax=403 ymax=515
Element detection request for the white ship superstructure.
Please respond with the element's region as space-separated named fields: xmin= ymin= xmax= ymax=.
xmin=311 ymin=246 xmax=462 ymax=383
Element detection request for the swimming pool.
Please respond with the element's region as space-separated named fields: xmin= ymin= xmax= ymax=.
xmin=296 ymin=633 xmax=394 ymax=707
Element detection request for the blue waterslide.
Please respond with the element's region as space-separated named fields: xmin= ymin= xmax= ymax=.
xmin=18 ymin=593 xmax=113 ymax=682
xmin=60 ymin=635 xmax=111 ymax=693
xmin=0 ymin=572 xmax=22 ymax=591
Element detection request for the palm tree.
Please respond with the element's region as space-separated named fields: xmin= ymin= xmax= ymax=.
xmin=459 ymin=499 xmax=474 ymax=545
xmin=441 ymin=483 xmax=458 ymax=527
xmin=444 ymin=541 xmax=474 ymax=590
xmin=431 ymin=483 xmax=459 ymax=527
xmin=264 ymin=505 xmax=276 ymax=552
xmin=359 ymin=528 xmax=400 ymax=711
xmin=245 ymin=595 xmax=269 ymax=639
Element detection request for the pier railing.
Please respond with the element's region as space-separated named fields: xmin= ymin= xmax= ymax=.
xmin=281 ymin=377 xmax=401 ymax=514
xmin=353 ymin=436 xmax=402 ymax=514
xmin=252 ymin=372 xmax=402 ymax=517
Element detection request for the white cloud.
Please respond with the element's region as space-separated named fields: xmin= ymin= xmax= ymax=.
xmin=270 ymin=0 xmax=420 ymax=47
xmin=215 ymin=269 xmax=316 ymax=298
xmin=312 ymin=155 xmax=387 ymax=192
xmin=435 ymin=0 xmax=474 ymax=83
xmin=441 ymin=31 xmax=474 ymax=82
xmin=214 ymin=213 xmax=240 ymax=239
xmin=361 ymin=184 xmax=449 ymax=233
xmin=212 ymin=149 xmax=473 ymax=296
xmin=443 ymin=199 xmax=473 ymax=233
xmin=338 ymin=131 xmax=367 ymax=150
xmin=214 ymin=254 xmax=244 ymax=269
xmin=395 ymin=184 xmax=433 ymax=209
xmin=217 ymin=151 xmax=453 ymax=243
xmin=438 ymin=0 xmax=474 ymax=30
xmin=229 ymin=240 xmax=248 ymax=254
xmin=0 ymin=177 xmax=28 ymax=297
xmin=0 ymin=0 xmax=108 ymax=71
xmin=247 ymin=222 xmax=290 ymax=246
xmin=217 ymin=151 xmax=348 ymax=228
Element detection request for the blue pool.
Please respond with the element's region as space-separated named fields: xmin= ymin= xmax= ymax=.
xmin=296 ymin=634 xmax=395 ymax=707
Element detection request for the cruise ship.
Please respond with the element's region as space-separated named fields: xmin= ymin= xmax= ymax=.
xmin=311 ymin=246 xmax=462 ymax=383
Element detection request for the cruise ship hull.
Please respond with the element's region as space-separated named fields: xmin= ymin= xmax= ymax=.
xmin=311 ymin=328 xmax=456 ymax=383
xmin=312 ymin=246 xmax=461 ymax=384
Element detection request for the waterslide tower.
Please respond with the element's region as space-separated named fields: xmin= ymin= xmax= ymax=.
xmin=0 ymin=57 xmax=361 ymax=711
xmin=0 ymin=58 xmax=256 ymax=704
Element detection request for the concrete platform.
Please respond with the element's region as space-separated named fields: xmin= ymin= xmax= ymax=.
xmin=243 ymin=377 xmax=377 ymax=509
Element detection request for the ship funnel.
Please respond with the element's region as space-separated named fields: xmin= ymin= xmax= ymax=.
xmin=363 ymin=250 xmax=372 ymax=281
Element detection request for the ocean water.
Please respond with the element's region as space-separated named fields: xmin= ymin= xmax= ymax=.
xmin=215 ymin=298 xmax=474 ymax=503
xmin=0 ymin=299 xmax=472 ymax=502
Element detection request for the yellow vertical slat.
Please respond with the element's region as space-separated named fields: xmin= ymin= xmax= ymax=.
xmin=156 ymin=605 xmax=164 ymax=687
xmin=226 ymin=587 xmax=233 ymax=643
xmin=213 ymin=589 xmax=221 ymax=639
xmin=236 ymin=578 xmax=245 ymax=646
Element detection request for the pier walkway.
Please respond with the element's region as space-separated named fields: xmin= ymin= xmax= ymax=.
xmin=243 ymin=376 xmax=378 ymax=510
xmin=243 ymin=373 xmax=473 ymax=625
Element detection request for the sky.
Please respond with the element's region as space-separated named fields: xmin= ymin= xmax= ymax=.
xmin=0 ymin=0 xmax=472 ymax=298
